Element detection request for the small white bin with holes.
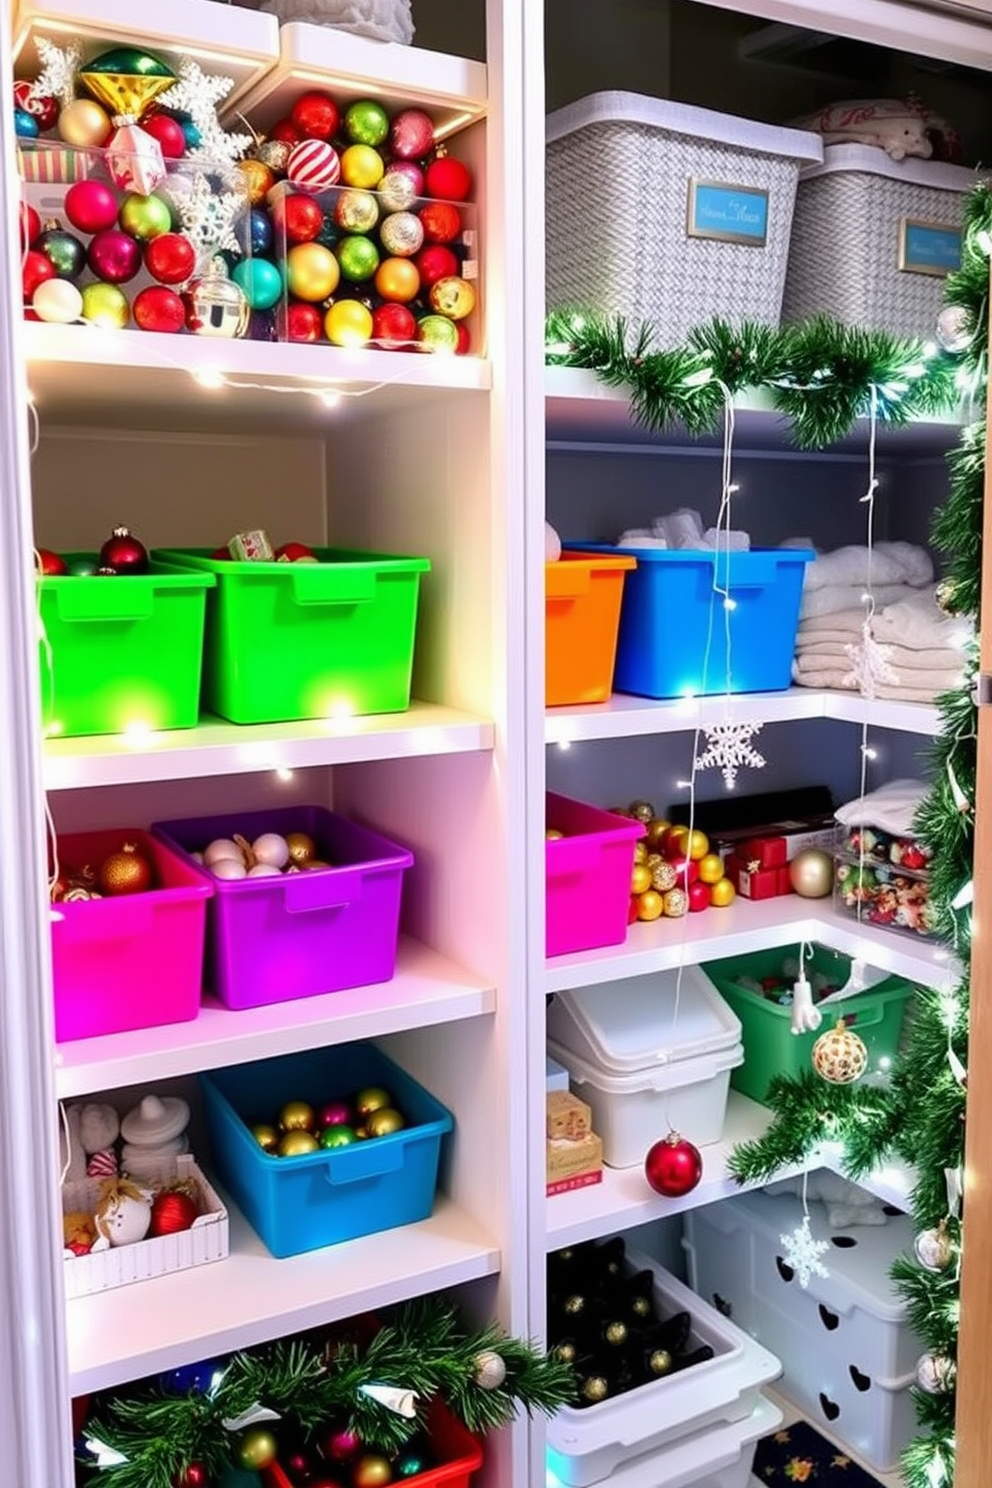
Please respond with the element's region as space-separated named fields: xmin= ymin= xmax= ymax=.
xmin=546 ymin=967 xmax=743 ymax=1168
xmin=683 ymin=1189 xmax=923 ymax=1472
xmin=547 ymin=1249 xmax=782 ymax=1487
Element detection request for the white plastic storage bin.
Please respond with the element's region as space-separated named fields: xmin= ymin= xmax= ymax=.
xmin=546 ymin=92 xmax=822 ymax=344
xmin=547 ymin=1392 xmax=782 ymax=1488
xmin=546 ymin=1249 xmax=782 ymax=1487
xmin=546 ymin=967 xmax=743 ymax=1167
xmin=683 ymin=1190 xmax=923 ymax=1472
xmin=782 ymin=144 xmax=974 ymax=338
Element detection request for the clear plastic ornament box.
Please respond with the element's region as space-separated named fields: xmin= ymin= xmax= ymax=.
xmin=683 ymin=1189 xmax=924 ymax=1471
xmin=782 ymin=145 xmax=975 ymax=339
xmin=833 ymin=847 xmax=936 ymax=942
xmin=545 ymin=93 xmax=822 ymax=344
xmin=18 ymin=141 xmax=257 ymax=337
xmin=61 ymin=1154 xmax=229 ymax=1301
xmin=545 ymin=1247 xmax=781 ymax=1488
xmin=264 ymin=1399 xmax=483 ymax=1488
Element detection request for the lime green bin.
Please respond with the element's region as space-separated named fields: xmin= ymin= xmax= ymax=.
xmin=154 ymin=548 xmax=431 ymax=725
xmin=702 ymin=943 xmax=914 ymax=1104
xmin=38 ymin=559 xmax=214 ymax=738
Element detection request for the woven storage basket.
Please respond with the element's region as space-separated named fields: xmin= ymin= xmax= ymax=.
xmin=782 ymin=144 xmax=975 ymax=338
xmin=546 ymin=92 xmax=822 ymax=345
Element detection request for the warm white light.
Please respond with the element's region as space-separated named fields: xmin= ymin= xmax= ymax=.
xmin=878 ymin=1056 xmax=892 ymax=1071
xmin=194 ymin=367 xmax=225 ymax=390
xmin=44 ymin=720 xmax=63 ymax=738
xmin=318 ymin=390 xmax=342 ymax=411
xmin=275 ymin=767 xmax=294 ymax=782
xmin=121 ymin=720 xmax=154 ymax=747
xmin=557 ymin=739 xmax=571 ymax=751
xmin=723 ymin=597 xmax=738 ymax=612
xmin=862 ymin=746 xmax=878 ymax=761
xmin=676 ymin=779 xmax=692 ymax=791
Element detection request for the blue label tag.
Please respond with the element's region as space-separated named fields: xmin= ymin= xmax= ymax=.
xmin=687 ymin=181 xmax=769 ymax=246
xmin=900 ymin=219 xmax=962 ymax=277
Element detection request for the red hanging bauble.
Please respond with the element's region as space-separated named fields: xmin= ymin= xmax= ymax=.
xmin=142 ymin=113 xmax=188 ymax=160
xmin=173 ymin=1463 xmax=209 ymax=1488
xmin=23 ymin=248 xmax=56 ymax=301
xmin=418 ymin=201 xmax=462 ymax=245
xmin=270 ymin=116 xmax=302 ymax=145
xmin=37 ymin=547 xmax=68 ymax=576
xmin=644 ymin=1133 xmax=703 ymax=1197
xmin=291 ymin=90 xmax=340 ymax=141
xmin=284 ymin=301 xmax=324 ymax=343
xmin=149 ymin=1189 xmax=199 ymax=1237
xmin=280 ymin=193 xmax=325 ymax=246
xmin=99 ymin=525 xmax=149 ymax=573
xmin=415 ymin=244 xmax=459 ymax=288
xmin=372 ymin=301 xmax=417 ymax=350
xmin=145 ymin=233 xmax=197 ymax=286
xmin=424 ymin=155 xmax=472 ymax=202
xmin=133 ymin=286 xmax=186 ymax=334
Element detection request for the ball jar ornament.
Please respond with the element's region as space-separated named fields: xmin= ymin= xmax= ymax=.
xmin=644 ymin=1132 xmax=703 ymax=1197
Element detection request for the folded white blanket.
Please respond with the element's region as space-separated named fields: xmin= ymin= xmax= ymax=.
xmin=800 ymin=582 xmax=919 ymax=621
xmin=802 ymin=544 xmax=914 ymax=592
xmin=796 ymin=637 xmax=963 ymax=674
xmin=872 ymin=586 xmax=973 ymax=652
xmin=792 ymin=665 xmax=953 ymax=702
xmin=875 ymin=541 xmax=934 ymax=588
xmin=799 ymin=608 xmax=865 ymax=636
xmin=836 ymin=778 xmax=929 ymax=835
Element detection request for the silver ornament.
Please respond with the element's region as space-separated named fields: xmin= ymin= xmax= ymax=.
xmin=935 ymin=304 xmax=974 ymax=354
xmin=379 ymin=166 xmax=419 ymax=212
xmin=914 ymin=1224 xmax=954 ymax=1273
xmin=473 ymin=1349 xmax=507 ymax=1390
xmin=184 ymin=258 xmax=250 ymax=339
xmin=255 ymin=140 xmax=290 ymax=173
xmin=380 ymin=211 xmax=424 ymax=258
xmin=916 ymin=1351 xmax=956 ymax=1395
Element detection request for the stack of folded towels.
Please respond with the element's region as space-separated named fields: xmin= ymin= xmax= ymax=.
xmin=791 ymin=541 xmax=973 ymax=703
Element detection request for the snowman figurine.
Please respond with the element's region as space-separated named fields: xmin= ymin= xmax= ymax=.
xmin=94 ymin=1178 xmax=153 ymax=1248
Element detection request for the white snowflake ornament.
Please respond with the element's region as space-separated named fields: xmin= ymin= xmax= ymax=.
xmin=168 ymin=171 xmax=246 ymax=258
xmin=157 ymin=59 xmax=252 ymax=164
xmin=34 ymin=38 xmax=82 ymax=110
xmin=780 ymin=1215 xmax=830 ymax=1289
xmin=841 ymin=622 xmax=899 ymax=699
xmin=694 ymin=721 xmax=766 ymax=790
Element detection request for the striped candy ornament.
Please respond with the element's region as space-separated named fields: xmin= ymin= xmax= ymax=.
xmin=287 ymin=139 xmax=341 ymax=193
xmin=86 ymin=1148 xmax=117 ymax=1178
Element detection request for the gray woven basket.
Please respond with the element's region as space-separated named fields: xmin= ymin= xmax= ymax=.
xmin=546 ymin=92 xmax=822 ymax=346
xmin=782 ymin=145 xmax=975 ymax=339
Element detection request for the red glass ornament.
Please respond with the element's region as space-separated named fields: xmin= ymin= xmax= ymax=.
xmin=149 ymin=1189 xmax=198 ymax=1236
xmin=14 ymin=81 xmax=59 ymax=132
xmin=389 ymin=108 xmax=435 ymax=160
xmin=280 ymin=193 xmax=325 ymax=245
xmin=37 ymin=547 xmax=68 ymax=576
xmin=271 ymin=117 xmax=302 ymax=145
xmin=64 ymin=179 xmax=119 ymax=235
xmin=322 ymin=1426 xmax=362 ymax=1462
xmin=211 ymin=547 xmax=231 ymax=560
xmin=665 ymin=855 xmax=699 ymax=886
xmin=23 ymin=248 xmax=56 ymax=301
xmin=418 ymin=202 xmax=462 ymax=245
xmin=415 ymin=244 xmax=459 ymax=288
xmin=284 ymin=301 xmax=324 ymax=343
xmin=372 ymin=301 xmax=417 ymax=350
xmin=133 ymin=285 xmax=186 ymax=333
xmin=424 ymin=156 xmax=472 ymax=202
xmin=99 ymin=526 xmax=149 ymax=573
xmin=88 ymin=228 xmax=142 ymax=284
xmin=142 ymin=113 xmax=188 ymax=160
xmin=276 ymin=542 xmax=316 ymax=562
xmin=455 ymin=322 xmax=471 ymax=355
xmin=145 ymin=232 xmax=196 ymax=285
xmin=291 ymin=90 xmax=340 ymax=141
xmin=644 ymin=1133 xmax=703 ymax=1197
xmin=20 ymin=201 xmax=41 ymax=247
xmin=173 ymin=1463 xmax=208 ymax=1488
xmin=687 ymin=880 xmax=712 ymax=913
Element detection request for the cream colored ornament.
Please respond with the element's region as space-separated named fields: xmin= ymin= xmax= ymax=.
xmin=812 ymin=1019 xmax=868 ymax=1084
xmin=789 ymin=848 xmax=834 ymax=898
xmin=94 ymin=1178 xmax=153 ymax=1247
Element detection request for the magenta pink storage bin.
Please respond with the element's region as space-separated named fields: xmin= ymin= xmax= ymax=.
xmin=51 ymin=828 xmax=211 ymax=1043
xmin=152 ymin=806 xmax=414 ymax=1011
xmin=546 ymin=793 xmax=642 ymax=958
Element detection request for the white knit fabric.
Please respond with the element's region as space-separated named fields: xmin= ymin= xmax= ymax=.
xmin=258 ymin=0 xmax=414 ymax=43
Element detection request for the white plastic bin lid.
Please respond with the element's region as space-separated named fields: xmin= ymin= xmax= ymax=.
xmin=800 ymin=142 xmax=976 ymax=192
xmin=546 ymin=90 xmax=824 ymax=166
xmin=547 ymin=967 xmax=742 ymax=1075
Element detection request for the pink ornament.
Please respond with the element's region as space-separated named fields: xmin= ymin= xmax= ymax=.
xmin=88 ymin=229 xmax=142 ymax=284
xmin=318 ymin=1101 xmax=353 ymax=1129
xmin=389 ymin=109 xmax=435 ymax=161
xmin=64 ymin=178 xmax=119 ymax=235
xmin=86 ymin=1148 xmax=118 ymax=1178
xmin=107 ymin=122 xmax=167 ymax=196
xmin=287 ymin=139 xmax=341 ymax=193
xmin=323 ymin=1427 xmax=362 ymax=1462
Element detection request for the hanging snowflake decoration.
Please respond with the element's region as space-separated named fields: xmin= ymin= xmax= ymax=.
xmin=34 ymin=37 xmax=82 ymax=110
xmin=841 ymin=623 xmax=900 ymax=699
xmin=168 ymin=171 xmax=245 ymax=258
xmin=157 ymin=58 xmax=251 ymax=164
xmin=780 ymin=1215 xmax=830 ymax=1289
xmin=694 ymin=721 xmax=766 ymax=790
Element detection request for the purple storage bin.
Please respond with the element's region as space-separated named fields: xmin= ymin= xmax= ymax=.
xmin=152 ymin=806 xmax=414 ymax=1010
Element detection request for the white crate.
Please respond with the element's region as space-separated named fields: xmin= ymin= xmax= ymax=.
xmin=683 ymin=1190 xmax=923 ymax=1472
xmin=546 ymin=1248 xmax=781 ymax=1487
xmin=782 ymin=144 xmax=975 ymax=339
xmin=546 ymin=92 xmax=822 ymax=345
xmin=62 ymin=1154 xmax=228 ymax=1299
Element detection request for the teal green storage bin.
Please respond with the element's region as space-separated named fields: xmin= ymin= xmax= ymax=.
xmin=38 ymin=559 xmax=214 ymax=738
xmin=702 ymin=944 xmax=914 ymax=1104
xmin=154 ymin=547 xmax=430 ymax=725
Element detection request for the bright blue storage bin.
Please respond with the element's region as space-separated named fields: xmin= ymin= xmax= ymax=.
xmin=200 ymin=1043 xmax=454 ymax=1258
xmin=566 ymin=545 xmax=814 ymax=698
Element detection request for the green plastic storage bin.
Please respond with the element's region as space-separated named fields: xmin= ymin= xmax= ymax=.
xmin=702 ymin=944 xmax=914 ymax=1104
xmin=155 ymin=547 xmax=431 ymax=725
xmin=38 ymin=559 xmax=214 ymax=739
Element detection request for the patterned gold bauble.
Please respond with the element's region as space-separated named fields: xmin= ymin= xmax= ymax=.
xmin=277 ymin=1130 xmax=319 ymax=1157
xmin=581 ymin=1375 xmax=609 ymax=1404
xmin=238 ymin=158 xmax=275 ymax=205
xmin=812 ymin=1019 xmax=868 ymax=1084
xmin=279 ymin=1100 xmax=316 ymax=1132
xmin=662 ymin=887 xmax=688 ymax=918
xmin=604 ymin=1320 xmax=628 ymax=1346
xmin=553 ymin=1340 xmax=576 ymax=1364
xmin=251 ymin=1123 xmax=280 ymax=1152
xmin=473 ymin=1348 xmax=507 ymax=1389
xmin=355 ymin=1086 xmax=392 ymax=1118
xmin=285 ymin=832 xmax=317 ymax=866
xmin=335 ymin=187 xmax=379 ymax=235
xmin=255 ymin=140 xmax=291 ymax=173
xmin=628 ymin=800 xmax=656 ymax=824
xmin=648 ymin=1349 xmax=673 ymax=1376
xmin=562 ymin=1293 xmax=586 ymax=1317
xmin=651 ymin=860 xmax=678 ymax=893
xmin=99 ymin=842 xmax=153 ymax=897
xmin=428 ymin=275 xmax=476 ymax=321
xmin=365 ymin=1107 xmax=406 ymax=1138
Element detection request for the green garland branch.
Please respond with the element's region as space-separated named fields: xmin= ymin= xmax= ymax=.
xmin=80 ymin=1300 xmax=576 ymax=1488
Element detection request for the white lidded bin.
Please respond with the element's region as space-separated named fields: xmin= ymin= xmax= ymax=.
xmin=546 ymin=92 xmax=823 ymax=344
xmin=546 ymin=967 xmax=743 ymax=1168
xmin=546 ymin=1249 xmax=782 ymax=1487
xmin=683 ymin=1190 xmax=923 ymax=1471
xmin=782 ymin=144 xmax=975 ymax=338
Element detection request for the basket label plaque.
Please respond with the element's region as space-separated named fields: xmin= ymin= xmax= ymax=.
xmin=687 ymin=180 xmax=769 ymax=246
xmin=899 ymin=218 xmax=962 ymax=277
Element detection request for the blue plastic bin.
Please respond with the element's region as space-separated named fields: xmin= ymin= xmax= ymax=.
xmin=200 ymin=1043 xmax=453 ymax=1258
xmin=567 ymin=545 xmax=814 ymax=698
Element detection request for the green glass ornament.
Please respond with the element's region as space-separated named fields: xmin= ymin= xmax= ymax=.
xmin=37 ymin=225 xmax=86 ymax=281
xmin=395 ymin=1449 xmax=429 ymax=1477
xmin=319 ymin=1124 xmax=358 ymax=1149
xmin=67 ymin=556 xmax=99 ymax=577
xmin=345 ymin=100 xmax=390 ymax=147
xmin=118 ymin=192 xmax=172 ymax=242
xmin=417 ymin=314 xmax=459 ymax=354
xmin=335 ymin=235 xmax=380 ymax=283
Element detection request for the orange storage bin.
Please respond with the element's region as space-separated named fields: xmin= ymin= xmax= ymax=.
xmin=546 ymin=553 xmax=636 ymax=706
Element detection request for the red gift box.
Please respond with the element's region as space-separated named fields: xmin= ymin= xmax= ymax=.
xmin=727 ymin=853 xmax=781 ymax=901
xmin=743 ymin=835 xmax=787 ymax=869
xmin=777 ymin=866 xmax=795 ymax=895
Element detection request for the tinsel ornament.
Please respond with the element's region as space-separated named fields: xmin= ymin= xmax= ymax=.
xmin=916 ymin=1352 xmax=957 ymax=1395
xmin=473 ymin=1349 xmax=507 ymax=1389
xmin=335 ymin=189 xmax=379 ymax=235
xmin=915 ymin=1221 xmax=955 ymax=1273
xmin=812 ymin=1019 xmax=868 ymax=1085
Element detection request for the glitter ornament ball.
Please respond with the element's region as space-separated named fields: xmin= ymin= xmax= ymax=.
xmin=81 ymin=281 xmax=129 ymax=327
xmin=287 ymin=242 xmax=340 ymax=301
xmin=345 ymin=99 xmax=390 ymax=147
xmin=417 ymin=313 xmax=458 ymax=353
xmin=325 ymin=298 xmax=374 ymax=346
xmin=99 ymin=842 xmax=153 ymax=896
xmin=916 ymin=1352 xmax=956 ymax=1395
xmin=429 ymin=275 xmax=476 ymax=320
xmin=285 ymin=301 xmax=323 ymax=342
xmin=390 ymin=108 xmax=435 ymax=160
xmin=662 ymin=886 xmax=688 ymax=918
xmin=64 ymin=179 xmax=119 ymax=235
xmin=379 ymin=162 xmax=424 ymax=212
xmin=291 ymin=90 xmax=340 ymax=141
xmin=335 ymin=188 xmax=379 ymax=235
xmin=238 ymin=157 xmax=275 ymax=205
xmin=425 ymin=155 xmax=472 ymax=202
xmin=644 ymin=1133 xmax=703 ymax=1197
xmin=288 ymin=139 xmax=341 ymax=192
xmin=812 ymin=1019 xmax=868 ymax=1084
xmin=144 ymin=232 xmax=196 ymax=285
xmin=419 ymin=201 xmax=462 ymax=244
xmin=915 ymin=1223 xmax=955 ymax=1272
xmin=380 ymin=211 xmax=423 ymax=258
xmin=372 ymin=301 xmax=417 ymax=349
xmin=32 ymin=278 xmax=83 ymax=324
xmin=37 ymin=226 xmax=86 ymax=280
xmin=133 ymin=285 xmax=185 ymax=332
xmin=281 ymin=192 xmax=325 ymax=245
xmin=336 ymin=235 xmax=380 ymax=282
xmin=88 ymin=228 xmax=142 ymax=284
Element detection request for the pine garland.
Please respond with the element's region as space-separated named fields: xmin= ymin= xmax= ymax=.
xmin=79 ymin=1300 xmax=576 ymax=1488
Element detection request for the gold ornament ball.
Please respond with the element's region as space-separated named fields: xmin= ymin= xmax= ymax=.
xmin=279 ymin=1100 xmax=317 ymax=1132
xmin=238 ymin=157 xmax=276 ymax=205
xmin=686 ymin=829 xmax=710 ymax=861
xmin=697 ymin=853 xmax=724 ymax=885
xmin=340 ymin=144 xmax=385 ymax=189
xmin=277 ymin=1130 xmax=320 ymax=1157
xmin=353 ymin=1454 xmax=393 ymax=1488
xmin=59 ymin=98 xmax=112 ymax=147
xmin=562 ymin=1293 xmax=585 ymax=1317
xmin=236 ymin=1428 xmax=279 ymax=1471
xmin=335 ymin=187 xmax=380 ymax=234
xmin=648 ymin=1349 xmax=673 ymax=1376
xmin=374 ymin=256 xmax=420 ymax=303
xmin=429 ymin=275 xmax=476 ymax=321
xmin=630 ymin=1294 xmax=652 ymax=1319
xmin=812 ymin=1018 xmax=868 ymax=1084
xmin=251 ymin=1123 xmax=280 ymax=1152
xmin=287 ymin=242 xmax=341 ymax=302
xmin=631 ymin=863 xmax=653 ymax=896
xmin=324 ymin=298 xmax=373 ymax=348
xmin=789 ymin=848 xmax=834 ymax=899
xmin=604 ymin=1320 xmax=628 ymax=1346
xmin=364 ymin=1107 xmax=406 ymax=1138
xmin=709 ymin=876 xmax=736 ymax=908
xmin=285 ymin=831 xmax=317 ymax=866
xmin=99 ymin=843 xmax=152 ymax=897
xmin=633 ymin=841 xmax=648 ymax=865
xmin=645 ymin=817 xmax=671 ymax=849
xmin=473 ymin=1348 xmax=508 ymax=1389
xmin=255 ymin=140 xmax=291 ymax=173
xmin=636 ymin=889 xmax=664 ymax=922
xmin=651 ymin=860 xmax=678 ymax=893
xmin=581 ymin=1376 xmax=609 ymax=1404
xmin=553 ymin=1340 xmax=576 ymax=1364
xmin=662 ymin=887 xmax=688 ymax=918
xmin=628 ymin=800 xmax=656 ymax=824
xmin=355 ymin=1086 xmax=393 ymax=1118
xmin=935 ymin=579 xmax=956 ymax=614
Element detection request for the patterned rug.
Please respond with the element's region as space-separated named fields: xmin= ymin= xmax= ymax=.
xmin=752 ymin=1420 xmax=886 ymax=1486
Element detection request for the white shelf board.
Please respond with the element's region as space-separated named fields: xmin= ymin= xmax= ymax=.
xmin=44 ymin=703 xmax=494 ymax=791
xmin=24 ymin=323 xmax=491 ymax=433
xmin=546 ymin=365 xmax=963 ymax=456
xmin=233 ymin=22 xmax=487 ymax=140
xmin=54 ymin=935 xmax=494 ymax=1097
xmin=66 ymin=1193 xmax=500 ymax=1394
xmin=545 ymin=895 xmax=959 ymax=994
xmin=546 ymin=688 xmax=939 ymax=744
xmin=12 ymin=0 xmax=279 ymax=112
